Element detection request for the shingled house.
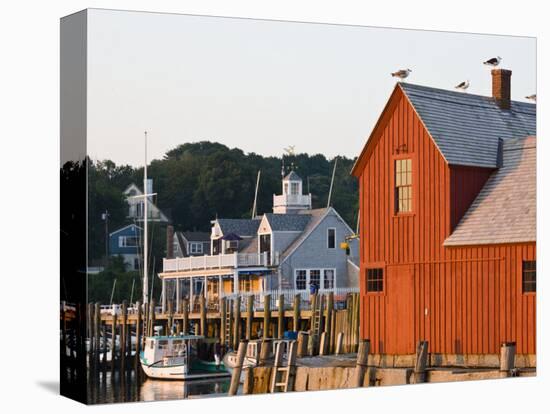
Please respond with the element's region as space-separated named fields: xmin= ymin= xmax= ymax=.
xmin=351 ymin=69 xmax=536 ymax=366
xmin=159 ymin=170 xmax=359 ymax=311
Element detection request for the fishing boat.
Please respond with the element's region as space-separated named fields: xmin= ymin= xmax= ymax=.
xmin=222 ymin=339 xmax=294 ymax=381
xmin=140 ymin=334 xmax=230 ymax=380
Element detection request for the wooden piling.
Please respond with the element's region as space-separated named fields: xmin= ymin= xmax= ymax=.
xmin=228 ymin=340 xmax=249 ymax=396
xmin=500 ymin=342 xmax=516 ymax=373
xmin=182 ymin=298 xmax=189 ymax=335
xmin=233 ymin=296 xmax=241 ymax=349
xmin=259 ymin=339 xmax=272 ymax=365
xmin=297 ymin=332 xmax=309 ymax=358
xmin=246 ymin=295 xmax=254 ymax=340
xmin=111 ymin=311 xmax=117 ymax=372
xmin=354 ymin=339 xmax=370 ymax=387
xmin=319 ymin=332 xmax=328 ymax=356
xmin=277 ymin=294 xmax=284 ymax=339
xmin=263 ymin=294 xmax=271 ymax=339
xmin=167 ymin=300 xmax=174 ymax=334
xmin=199 ymin=295 xmax=206 ymax=336
xmin=412 ymin=340 xmax=429 ymax=384
xmin=121 ymin=301 xmax=128 ymax=370
xmin=335 ymin=332 xmax=344 ymax=355
xmin=242 ymin=367 xmax=254 ymax=395
xmin=326 ymin=292 xmax=334 ymax=353
xmin=293 ymin=294 xmax=300 ymax=332
xmin=94 ymin=302 xmax=101 ymax=374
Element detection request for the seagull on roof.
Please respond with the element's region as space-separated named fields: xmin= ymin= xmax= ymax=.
xmin=455 ymin=80 xmax=470 ymax=91
xmin=483 ymin=56 xmax=502 ymax=67
xmin=391 ymin=68 xmax=412 ymax=80
xmin=525 ymin=94 xmax=536 ymax=102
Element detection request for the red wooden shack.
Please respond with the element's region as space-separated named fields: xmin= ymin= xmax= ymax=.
xmin=351 ymin=69 xmax=536 ymax=364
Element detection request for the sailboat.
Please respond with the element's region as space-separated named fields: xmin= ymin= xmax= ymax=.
xmin=137 ymin=132 xmax=229 ymax=380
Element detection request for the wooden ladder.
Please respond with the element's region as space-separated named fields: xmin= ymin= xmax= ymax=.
xmin=311 ymin=294 xmax=324 ymax=337
xmin=270 ymin=340 xmax=298 ymax=393
xmin=224 ymin=299 xmax=232 ymax=347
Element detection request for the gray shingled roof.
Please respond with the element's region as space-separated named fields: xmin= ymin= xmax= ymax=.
xmin=400 ymin=83 xmax=536 ymax=168
xmin=284 ymin=170 xmax=302 ymax=181
xmin=216 ymin=218 xmax=261 ymax=237
xmin=444 ymin=136 xmax=536 ymax=246
xmin=181 ymin=231 xmax=210 ymax=242
xmin=238 ymin=236 xmax=258 ymax=254
xmin=265 ymin=213 xmax=311 ymax=232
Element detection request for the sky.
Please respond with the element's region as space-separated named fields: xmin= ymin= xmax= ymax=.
xmin=87 ymin=9 xmax=536 ymax=167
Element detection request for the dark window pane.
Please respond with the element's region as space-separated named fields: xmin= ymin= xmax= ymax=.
xmin=522 ymin=260 xmax=536 ymax=293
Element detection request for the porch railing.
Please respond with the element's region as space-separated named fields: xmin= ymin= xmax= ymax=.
xmin=163 ymin=252 xmax=269 ymax=273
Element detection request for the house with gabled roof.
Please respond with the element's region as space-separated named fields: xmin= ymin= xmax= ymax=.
xmin=158 ymin=170 xmax=359 ymax=312
xmin=351 ymin=68 xmax=536 ymax=365
xmin=108 ymin=224 xmax=142 ymax=271
xmin=124 ymin=179 xmax=169 ymax=223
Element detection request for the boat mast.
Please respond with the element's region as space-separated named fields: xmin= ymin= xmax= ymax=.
xmin=251 ymin=170 xmax=261 ymax=219
xmin=143 ymin=131 xmax=149 ymax=305
xmin=327 ymin=156 xmax=338 ymax=207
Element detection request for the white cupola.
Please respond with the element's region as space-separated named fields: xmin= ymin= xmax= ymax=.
xmin=273 ymin=170 xmax=312 ymax=214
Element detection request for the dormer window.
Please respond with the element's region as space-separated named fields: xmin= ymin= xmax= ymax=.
xmin=291 ymin=182 xmax=299 ymax=195
xmin=395 ymin=158 xmax=413 ymax=213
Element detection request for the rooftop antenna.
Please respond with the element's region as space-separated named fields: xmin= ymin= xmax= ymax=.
xmin=327 ymin=157 xmax=338 ymax=208
xmin=252 ymin=170 xmax=261 ymax=219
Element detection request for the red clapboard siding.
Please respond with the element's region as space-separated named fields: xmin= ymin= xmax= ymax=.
xmin=354 ymin=86 xmax=536 ymax=355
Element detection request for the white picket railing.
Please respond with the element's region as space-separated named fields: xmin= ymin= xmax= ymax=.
xmin=163 ymin=252 xmax=269 ymax=273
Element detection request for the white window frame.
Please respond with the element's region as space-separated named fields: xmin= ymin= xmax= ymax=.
xmin=119 ymin=235 xmax=138 ymax=248
xmin=294 ymin=268 xmax=337 ymax=291
xmin=290 ymin=182 xmax=299 ymax=195
xmin=189 ymin=242 xmax=203 ymax=254
xmin=327 ymin=227 xmax=336 ymax=249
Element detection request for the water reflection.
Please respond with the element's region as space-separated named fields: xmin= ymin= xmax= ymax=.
xmin=85 ymin=370 xmax=231 ymax=404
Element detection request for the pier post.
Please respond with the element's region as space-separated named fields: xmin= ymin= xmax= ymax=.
xmin=319 ymin=332 xmax=328 ymax=355
xmin=500 ymin=341 xmax=516 ymax=375
xmin=263 ymin=294 xmax=271 ymax=339
xmin=277 ymin=294 xmax=285 ymax=339
xmin=259 ymin=338 xmax=272 ymax=366
xmin=121 ymin=301 xmax=128 ymax=371
xmin=297 ymin=331 xmax=309 ymax=358
xmin=167 ymin=299 xmax=174 ymax=335
xmin=293 ymin=294 xmax=300 ymax=332
xmin=412 ymin=340 xmax=429 ymax=384
xmin=182 ymin=298 xmax=189 ymax=335
xmin=335 ymin=332 xmax=344 ymax=355
xmin=199 ymin=295 xmax=206 ymax=336
xmin=232 ymin=295 xmax=241 ymax=349
xmin=111 ymin=311 xmax=117 ymax=373
xmin=246 ymin=295 xmax=254 ymax=340
xmin=94 ymin=302 xmax=101 ymax=376
xmin=354 ymin=339 xmax=370 ymax=387
xmin=242 ymin=368 xmax=254 ymax=395
xmin=228 ymin=340 xmax=249 ymax=396
xmin=326 ymin=292 xmax=334 ymax=353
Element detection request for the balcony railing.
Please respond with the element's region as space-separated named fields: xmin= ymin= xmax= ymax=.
xmin=272 ymin=193 xmax=311 ymax=208
xmin=163 ymin=252 xmax=269 ymax=273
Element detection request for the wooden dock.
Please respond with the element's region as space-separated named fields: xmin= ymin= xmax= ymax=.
xmin=60 ymin=291 xmax=362 ymax=377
